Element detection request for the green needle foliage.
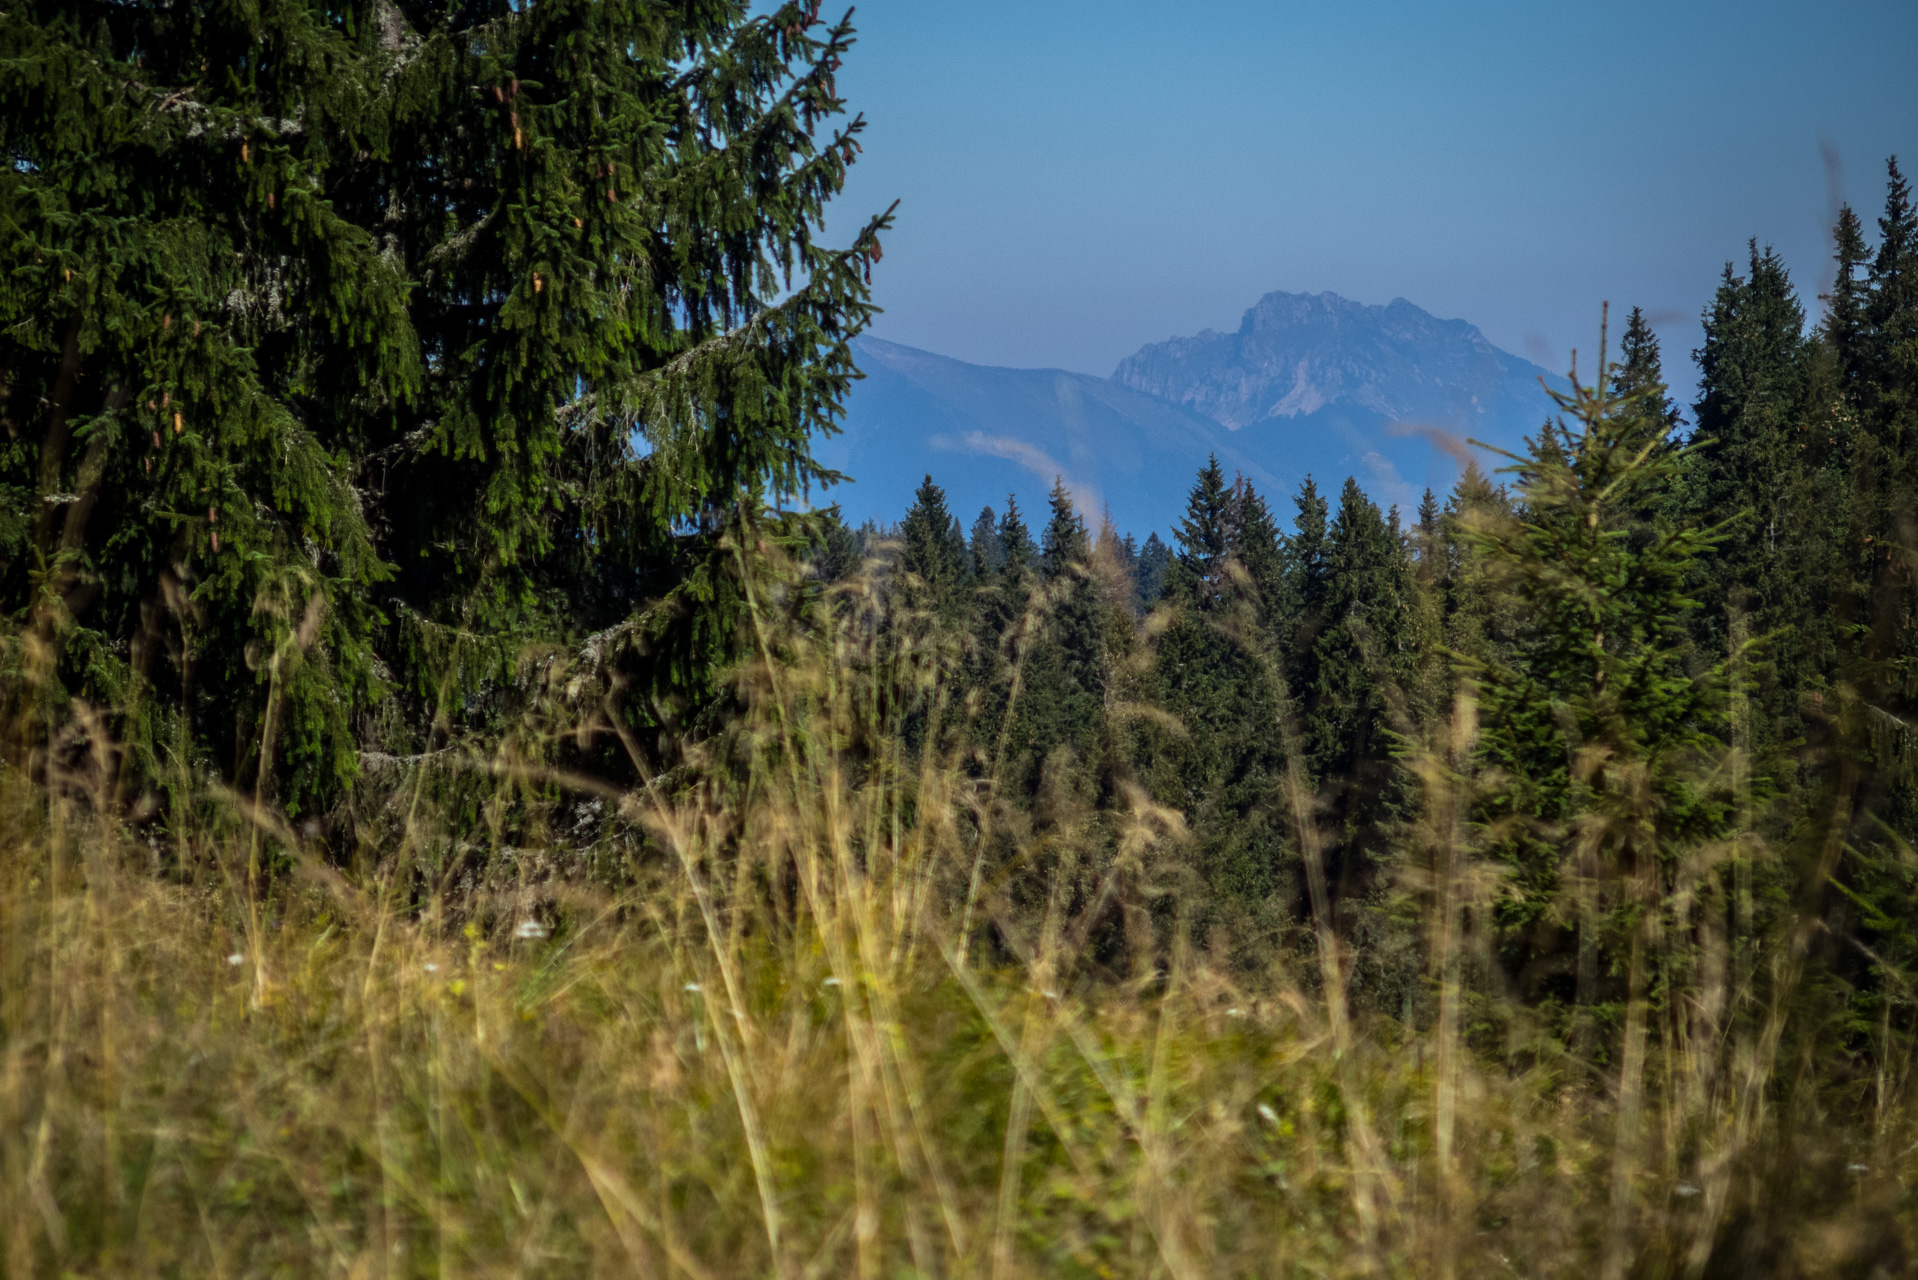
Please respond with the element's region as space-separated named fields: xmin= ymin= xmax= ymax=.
xmin=1469 ymin=311 xmax=1734 ymax=1027
xmin=0 ymin=0 xmax=889 ymax=810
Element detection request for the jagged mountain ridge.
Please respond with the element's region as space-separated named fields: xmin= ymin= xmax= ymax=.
xmin=1113 ymin=289 xmax=1556 ymax=436
xmin=828 ymin=291 xmax=1560 ymax=538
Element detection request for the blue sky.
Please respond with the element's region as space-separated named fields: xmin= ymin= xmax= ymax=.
xmin=826 ymin=0 xmax=1917 ymax=410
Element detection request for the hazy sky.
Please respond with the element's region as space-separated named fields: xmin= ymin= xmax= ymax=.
xmin=826 ymin=0 xmax=1918 ymax=410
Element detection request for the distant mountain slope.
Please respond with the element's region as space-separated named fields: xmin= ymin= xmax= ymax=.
xmin=818 ymin=337 xmax=1276 ymax=538
xmin=828 ymin=293 xmax=1561 ymax=539
xmin=1112 ymin=291 xmax=1560 ymax=511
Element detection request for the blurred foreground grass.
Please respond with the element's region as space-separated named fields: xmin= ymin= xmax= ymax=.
xmin=1 ymin=567 xmax=1911 ymax=1278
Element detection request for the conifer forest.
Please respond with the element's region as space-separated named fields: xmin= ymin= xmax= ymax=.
xmin=2 ymin=2 xmax=1917 ymax=1276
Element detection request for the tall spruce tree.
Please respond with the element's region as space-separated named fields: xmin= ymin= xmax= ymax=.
xmin=969 ymin=504 xmax=1004 ymax=577
xmin=1011 ymin=480 xmax=1104 ymax=795
xmin=1688 ymin=243 xmax=1809 ymax=672
xmin=1613 ymin=307 xmax=1684 ymax=441
xmin=1826 ymin=205 xmax=1874 ymax=391
xmin=1232 ymin=477 xmax=1288 ymax=635
xmin=1282 ymin=476 xmax=1332 ymax=716
xmin=901 ymin=474 xmax=967 ymax=617
xmin=1134 ymin=459 xmax=1291 ymax=942
xmin=0 ymin=0 xmax=888 ymax=810
xmin=1473 ymin=320 xmax=1730 ymax=1020
xmin=1861 ymin=157 xmax=1917 ymax=565
xmin=1135 ymin=532 xmax=1171 ymax=607
xmin=1167 ymin=456 xmax=1232 ymax=611
xmin=1438 ymin=462 xmax=1514 ymax=670
xmin=997 ymin=496 xmax=1035 ymax=581
xmin=1304 ymin=476 xmax=1415 ymax=902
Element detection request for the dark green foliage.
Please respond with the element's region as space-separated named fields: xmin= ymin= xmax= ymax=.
xmin=1473 ymin=317 xmax=1731 ymax=1008
xmin=1826 ymin=204 xmax=1873 ymax=388
xmin=1003 ymin=481 xmax=1104 ymax=797
xmin=997 ymin=495 xmax=1035 ymax=581
xmin=1282 ymin=476 xmax=1331 ymax=699
xmin=1166 ymin=455 xmax=1233 ymax=610
xmin=1130 ymin=461 xmax=1296 ymax=947
xmin=969 ymin=504 xmax=1004 ymax=577
xmin=1302 ymin=478 xmax=1416 ymax=902
xmin=1232 ymin=477 xmax=1288 ymax=633
xmin=1613 ymin=306 xmax=1684 ymax=441
xmin=0 ymin=0 xmax=889 ymax=808
xmin=901 ymin=474 xmax=968 ymax=617
xmin=1039 ymin=477 xmax=1090 ymax=580
xmin=1686 ymin=244 xmax=1808 ymax=661
xmin=1135 ymin=532 xmax=1170 ymax=607
xmin=1435 ymin=463 xmax=1515 ymax=669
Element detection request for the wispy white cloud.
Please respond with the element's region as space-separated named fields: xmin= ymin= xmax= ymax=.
xmin=929 ymin=431 xmax=1103 ymax=521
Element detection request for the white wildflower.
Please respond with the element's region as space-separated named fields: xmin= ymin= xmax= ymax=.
xmin=226 ymin=952 xmax=245 ymax=967
xmin=513 ymin=919 xmax=548 ymax=940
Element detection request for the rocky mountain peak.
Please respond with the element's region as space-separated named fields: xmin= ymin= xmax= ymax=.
xmin=1112 ymin=289 xmax=1541 ymax=433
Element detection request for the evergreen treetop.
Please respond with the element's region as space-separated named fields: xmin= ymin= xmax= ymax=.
xmin=997 ymin=495 xmax=1035 ymax=579
xmin=969 ymin=504 xmax=1004 ymax=577
xmin=1040 ymin=477 xmax=1090 ymax=580
xmin=1825 ymin=204 xmax=1873 ymax=386
xmin=902 ymin=473 xmax=967 ymax=611
xmin=1612 ymin=306 xmax=1684 ymax=439
xmin=1168 ymin=455 xmax=1231 ymax=610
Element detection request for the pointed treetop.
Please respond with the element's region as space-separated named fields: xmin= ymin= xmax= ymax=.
xmin=998 ymin=494 xmax=1035 ymax=577
xmin=1170 ymin=455 xmax=1233 ymax=607
xmin=970 ymin=504 xmax=1004 ymax=576
xmin=1869 ymin=155 xmax=1916 ymax=329
xmin=1612 ymin=305 xmax=1683 ymax=438
xmin=1041 ymin=476 xmax=1089 ymax=578
xmin=1824 ymin=203 xmax=1873 ymax=379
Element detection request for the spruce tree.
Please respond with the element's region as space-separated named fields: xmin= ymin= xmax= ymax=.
xmin=1862 ymin=157 xmax=1917 ymax=536
xmin=1135 ymin=533 xmax=1171 ymax=607
xmin=1471 ymin=320 xmax=1729 ymax=1022
xmin=1438 ymin=462 xmax=1514 ymax=670
xmin=1232 ymin=477 xmax=1288 ymax=634
xmin=901 ymin=474 xmax=967 ymax=617
xmin=0 ymin=0 xmax=890 ymax=808
xmin=997 ymin=496 xmax=1035 ymax=581
xmin=1688 ymin=243 xmax=1809 ymax=668
xmin=1826 ymin=204 xmax=1874 ymax=390
xmin=1167 ymin=456 xmax=1232 ymax=610
xmin=1039 ymin=478 xmax=1090 ymax=579
xmin=1013 ymin=481 xmax=1104 ymax=795
xmin=969 ymin=504 xmax=1004 ymax=577
xmin=1147 ymin=460 xmax=1290 ymax=936
xmin=1414 ymin=488 xmax=1441 ymax=584
xmin=1304 ymin=476 xmax=1415 ymax=900
xmin=1282 ymin=476 xmax=1331 ymax=707
xmin=1613 ymin=306 xmax=1684 ymax=440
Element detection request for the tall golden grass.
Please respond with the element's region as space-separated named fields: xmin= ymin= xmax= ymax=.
xmin=0 ymin=543 xmax=1909 ymax=1277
